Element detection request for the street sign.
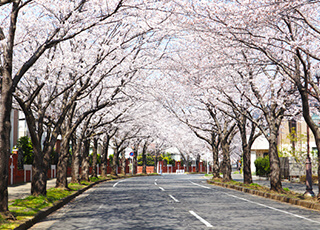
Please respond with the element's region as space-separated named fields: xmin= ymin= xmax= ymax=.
xmin=129 ymin=152 xmax=134 ymax=157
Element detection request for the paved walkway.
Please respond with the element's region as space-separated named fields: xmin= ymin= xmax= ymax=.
xmin=232 ymin=173 xmax=314 ymax=194
xmin=8 ymin=178 xmax=70 ymax=201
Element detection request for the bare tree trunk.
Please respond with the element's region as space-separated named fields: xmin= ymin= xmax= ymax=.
xmin=268 ymin=132 xmax=282 ymax=192
xmin=71 ymin=139 xmax=81 ymax=184
xmin=31 ymin=146 xmax=48 ymax=195
xmin=212 ymin=148 xmax=220 ymax=178
xmin=91 ymin=138 xmax=98 ymax=178
xmin=80 ymin=140 xmax=90 ymax=181
xmin=101 ymin=140 xmax=109 ymax=177
xmin=121 ymin=151 xmax=126 ymax=175
xmin=153 ymin=155 xmax=158 ymax=173
xmin=196 ymin=154 xmax=200 ymax=173
xmin=142 ymin=142 xmax=148 ymax=174
xmin=185 ymin=155 xmax=190 ymax=172
xmin=133 ymin=148 xmax=138 ymax=175
xmin=56 ymin=137 xmax=70 ymax=189
xmin=221 ymin=139 xmax=232 ymax=181
xmin=111 ymin=149 xmax=119 ymax=176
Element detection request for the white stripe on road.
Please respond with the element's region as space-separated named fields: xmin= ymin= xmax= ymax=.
xmin=169 ymin=194 xmax=179 ymax=202
xmin=159 ymin=187 xmax=165 ymax=191
xmin=155 ymin=179 xmax=158 ymax=181
xmin=113 ymin=180 xmax=125 ymax=187
xmin=190 ymin=181 xmax=211 ymax=189
xmin=225 ymin=193 xmax=320 ymax=224
xmin=189 ymin=211 xmax=213 ymax=228
xmin=155 ymin=182 xmax=157 ymax=185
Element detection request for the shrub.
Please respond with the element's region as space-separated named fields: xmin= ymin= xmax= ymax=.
xmin=16 ymin=136 xmax=33 ymax=164
xmin=254 ymin=156 xmax=270 ymax=177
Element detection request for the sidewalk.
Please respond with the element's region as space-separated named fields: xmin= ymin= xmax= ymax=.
xmin=8 ymin=178 xmax=70 ymax=201
xmin=232 ymin=173 xmax=310 ymax=194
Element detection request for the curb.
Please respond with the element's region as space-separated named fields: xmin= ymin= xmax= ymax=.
xmin=14 ymin=179 xmax=109 ymax=230
xmin=208 ymin=180 xmax=320 ymax=211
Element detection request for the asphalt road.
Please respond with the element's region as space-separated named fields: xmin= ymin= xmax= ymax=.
xmin=30 ymin=174 xmax=320 ymax=229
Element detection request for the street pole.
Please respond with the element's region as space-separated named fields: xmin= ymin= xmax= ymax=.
xmin=305 ymin=125 xmax=315 ymax=197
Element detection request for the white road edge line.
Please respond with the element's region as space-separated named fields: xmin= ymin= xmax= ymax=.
xmin=169 ymin=194 xmax=179 ymax=202
xmin=190 ymin=181 xmax=211 ymax=189
xmin=225 ymin=193 xmax=320 ymax=224
xmin=155 ymin=182 xmax=158 ymax=185
xmin=113 ymin=180 xmax=125 ymax=187
xmin=189 ymin=210 xmax=213 ymax=228
xmin=159 ymin=187 xmax=165 ymax=191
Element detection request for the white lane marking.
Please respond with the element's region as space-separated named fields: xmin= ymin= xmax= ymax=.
xmin=169 ymin=195 xmax=179 ymax=203
xmin=159 ymin=187 xmax=165 ymax=191
xmin=190 ymin=181 xmax=211 ymax=189
xmin=113 ymin=180 xmax=125 ymax=187
xmin=225 ymin=193 xmax=320 ymax=224
xmin=155 ymin=182 xmax=157 ymax=185
xmin=189 ymin=210 xmax=213 ymax=228
xmin=155 ymin=179 xmax=158 ymax=181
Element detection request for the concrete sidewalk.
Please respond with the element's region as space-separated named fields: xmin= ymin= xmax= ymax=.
xmin=8 ymin=178 xmax=70 ymax=201
xmin=232 ymin=173 xmax=313 ymax=194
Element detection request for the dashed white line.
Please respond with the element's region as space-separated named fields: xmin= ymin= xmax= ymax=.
xmin=159 ymin=187 xmax=165 ymax=191
xmin=189 ymin=210 xmax=213 ymax=228
xmin=225 ymin=193 xmax=320 ymax=224
xmin=155 ymin=182 xmax=157 ymax=185
xmin=113 ymin=180 xmax=125 ymax=187
xmin=155 ymin=179 xmax=158 ymax=181
xmin=190 ymin=181 xmax=211 ymax=189
xmin=169 ymin=194 xmax=179 ymax=202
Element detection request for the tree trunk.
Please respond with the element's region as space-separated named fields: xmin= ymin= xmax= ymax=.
xmin=142 ymin=144 xmax=147 ymax=174
xmin=212 ymin=148 xmax=220 ymax=178
xmin=153 ymin=155 xmax=158 ymax=173
xmin=185 ymin=155 xmax=190 ymax=172
xmin=111 ymin=149 xmax=119 ymax=176
xmin=242 ymin=144 xmax=252 ymax=184
xmin=268 ymin=132 xmax=283 ymax=192
xmin=196 ymin=154 xmax=200 ymax=173
xmin=133 ymin=149 xmax=138 ymax=175
xmin=31 ymin=146 xmax=47 ymax=195
xmin=221 ymin=139 xmax=232 ymax=181
xmin=101 ymin=139 xmax=109 ymax=177
xmin=56 ymin=137 xmax=70 ymax=189
xmin=91 ymin=138 xmax=98 ymax=178
xmin=121 ymin=151 xmax=126 ymax=175
xmin=71 ymin=140 xmax=81 ymax=184
xmin=80 ymin=140 xmax=90 ymax=181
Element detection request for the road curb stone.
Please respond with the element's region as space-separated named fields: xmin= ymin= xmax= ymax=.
xmin=208 ymin=180 xmax=320 ymax=212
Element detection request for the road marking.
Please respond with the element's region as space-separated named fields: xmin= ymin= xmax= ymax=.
xmin=189 ymin=210 xmax=213 ymax=228
xmin=225 ymin=193 xmax=320 ymax=224
xmin=113 ymin=180 xmax=125 ymax=187
xmin=155 ymin=182 xmax=157 ymax=185
xmin=159 ymin=187 xmax=165 ymax=191
xmin=190 ymin=181 xmax=211 ymax=189
xmin=155 ymin=179 xmax=158 ymax=181
xmin=169 ymin=194 xmax=179 ymax=202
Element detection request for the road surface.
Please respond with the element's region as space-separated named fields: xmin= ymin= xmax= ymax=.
xmin=30 ymin=174 xmax=320 ymax=229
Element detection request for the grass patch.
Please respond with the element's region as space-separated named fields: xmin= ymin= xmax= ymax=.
xmin=283 ymin=187 xmax=290 ymax=192
xmin=1 ymin=187 xmax=77 ymax=229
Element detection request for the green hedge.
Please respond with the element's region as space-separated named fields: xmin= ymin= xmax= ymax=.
xmin=254 ymin=156 xmax=270 ymax=176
